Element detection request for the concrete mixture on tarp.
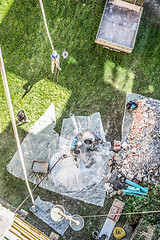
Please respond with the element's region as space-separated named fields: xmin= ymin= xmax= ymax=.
xmin=49 ymin=113 xmax=112 ymax=206
xmin=114 ymin=92 xmax=160 ymax=184
xmin=7 ymin=104 xmax=112 ymax=206
xmin=29 ymin=197 xmax=70 ymax=236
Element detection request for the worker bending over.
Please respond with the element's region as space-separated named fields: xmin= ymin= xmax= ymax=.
xmin=17 ymin=110 xmax=30 ymax=125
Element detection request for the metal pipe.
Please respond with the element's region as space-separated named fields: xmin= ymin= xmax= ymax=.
xmin=58 ymin=211 xmax=80 ymax=226
xmin=4 ymin=237 xmax=11 ymax=240
xmin=12 ymin=223 xmax=37 ymax=240
xmin=15 ymin=154 xmax=67 ymax=213
xmin=13 ymin=220 xmax=44 ymax=240
xmin=15 ymin=217 xmax=51 ymax=240
xmin=125 ymin=179 xmax=148 ymax=192
xmin=14 ymin=217 xmax=49 ymax=240
xmin=9 ymin=228 xmax=23 ymax=239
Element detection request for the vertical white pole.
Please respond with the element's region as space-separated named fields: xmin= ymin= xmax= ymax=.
xmin=0 ymin=47 xmax=35 ymax=205
xmin=39 ymin=0 xmax=54 ymax=52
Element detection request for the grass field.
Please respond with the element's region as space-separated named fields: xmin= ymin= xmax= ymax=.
xmin=0 ymin=0 xmax=160 ymax=239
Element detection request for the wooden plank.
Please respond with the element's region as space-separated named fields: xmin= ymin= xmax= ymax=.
xmin=95 ymin=38 xmax=132 ymax=53
xmin=111 ymin=0 xmax=141 ymax=11
xmin=124 ymin=0 xmax=144 ymax=6
xmin=108 ymin=199 xmax=125 ymax=222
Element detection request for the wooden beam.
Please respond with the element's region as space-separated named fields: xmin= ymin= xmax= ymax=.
xmin=0 ymin=198 xmax=28 ymax=219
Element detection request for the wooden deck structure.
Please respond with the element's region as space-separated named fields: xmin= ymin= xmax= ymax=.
xmin=0 ymin=205 xmax=52 ymax=240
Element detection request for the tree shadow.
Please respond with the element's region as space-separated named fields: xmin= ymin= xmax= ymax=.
xmin=0 ymin=0 xmax=49 ymax=92
xmin=0 ymin=121 xmax=30 ymax=206
xmin=131 ymin=13 xmax=160 ymax=99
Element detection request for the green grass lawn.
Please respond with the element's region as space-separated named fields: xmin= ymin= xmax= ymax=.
xmin=0 ymin=0 xmax=160 ymax=239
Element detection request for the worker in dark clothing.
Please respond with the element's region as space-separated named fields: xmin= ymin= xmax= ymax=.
xmin=126 ymin=101 xmax=138 ymax=111
xmin=17 ymin=110 xmax=30 ymax=125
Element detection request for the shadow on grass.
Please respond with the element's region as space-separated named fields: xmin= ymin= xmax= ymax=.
xmin=0 ymin=0 xmax=49 ymax=94
xmin=131 ymin=15 xmax=160 ymax=98
xmin=0 ymin=122 xmax=30 ymax=206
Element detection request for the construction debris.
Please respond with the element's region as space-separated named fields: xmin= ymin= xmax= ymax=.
xmin=113 ymin=140 xmax=121 ymax=152
xmin=122 ymin=179 xmax=148 ymax=197
xmin=49 ymin=231 xmax=59 ymax=240
xmin=105 ymin=170 xmax=126 ymax=192
xmin=49 ymin=112 xmax=112 ymax=206
xmin=115 ymin=93 xmax=160 ymax=184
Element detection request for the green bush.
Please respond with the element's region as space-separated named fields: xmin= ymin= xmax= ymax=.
xmin=124 ymin=183 xmax=160 ymax=224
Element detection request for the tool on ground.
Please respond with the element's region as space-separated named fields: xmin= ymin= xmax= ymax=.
xmin=15 ymin=154 xmax=67 ymax=213
xmin=92 ymin=230 xmax=100 ymax=239
xmin=51 ymin=205 xmax=84 ymax=231
xmin=122 ymin=179 xmax=148 ymax=197
xmin=113 ymin=227 xmax=125 ymax=239
xmin=32 ymin=161 xmax=49 ymax=174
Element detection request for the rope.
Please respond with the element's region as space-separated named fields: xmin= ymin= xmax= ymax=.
xmin=82 ymin=210 xmax=160 ymax=218
xmin=0 ymin=47 xmax=35 ymax=205
xmin=113 ymin=227 xmax=125 ymax=239
xmin=39 ymin=0 xmax=54 ymax=52
xmin=39 ymin=0 xmax=61 ymax=71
